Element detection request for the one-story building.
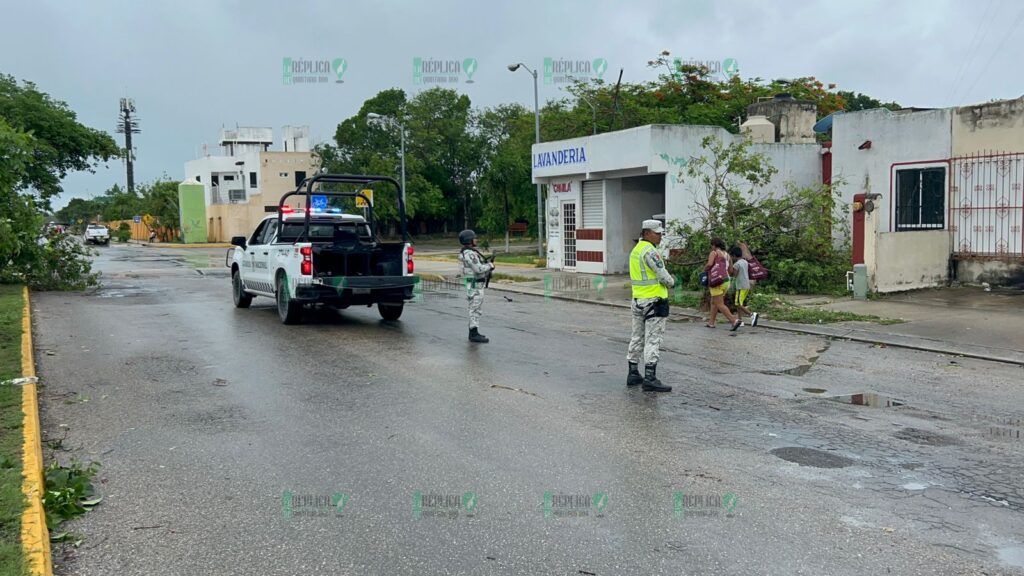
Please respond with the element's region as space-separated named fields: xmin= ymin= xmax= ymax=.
xmin=830 ymin=96 xmax=1024 ymax=291
xmin=532 ymin=94 xmax=1024 ymax=291
xmin=530 ymin=95 xmax=825 ymax=274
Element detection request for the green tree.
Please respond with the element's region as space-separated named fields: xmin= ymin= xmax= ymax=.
xmin=0 ymin=75 xmax=119 ymax=288
xmin=667 ymin=135 xmax=849 ymax=294
xmin=0 ymin=75 xmax=119 ymax=205
xmin=836 ymin=90 xmax=901 ymax=112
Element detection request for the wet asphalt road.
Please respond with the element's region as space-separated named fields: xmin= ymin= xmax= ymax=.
xmin=33 ymin=244 xmax=1024 ymax=575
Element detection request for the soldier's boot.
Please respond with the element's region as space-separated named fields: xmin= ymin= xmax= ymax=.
xmin=642 ymin=363 xmax=672 ymax=392
xmin=626 ymin=362 xmax=643 ymax=387
xmin=469 ymin=327 xmax=490 ymax=343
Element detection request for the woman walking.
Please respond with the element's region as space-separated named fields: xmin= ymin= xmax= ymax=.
xmin=705 ymin=238 xmax=741 ymax=331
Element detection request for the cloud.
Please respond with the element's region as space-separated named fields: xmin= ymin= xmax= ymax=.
xmin=3 ymin=0 xmax=1020 ymax=208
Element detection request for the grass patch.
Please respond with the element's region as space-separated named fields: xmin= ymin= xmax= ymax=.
xmin=669 ymin=292 xmax=702 ymax=309
xmin=750 ymin=293 xmax=903 ymax=325
xmin=0 ymin=284 xmax=27 ymax=576
xmin=490 ymin=273 xmax=536 ymax=283
xmin=492 ymin=253 xmax=540 ymax=265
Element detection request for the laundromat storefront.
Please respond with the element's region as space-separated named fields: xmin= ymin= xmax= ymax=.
xmin=532 ymin=124 xmax=824 ymax=274
xmin=532 ymin=126 xmax=672 ymax=275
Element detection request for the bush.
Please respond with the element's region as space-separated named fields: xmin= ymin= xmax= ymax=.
xmin=665 ymin=135 xmax=851 ymax=295
xmin=116 ymin=222 xmax=131 ymax=243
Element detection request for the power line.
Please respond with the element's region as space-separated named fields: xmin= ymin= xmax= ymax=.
xmin=957 ymin=5 xmax=1024 ymax=104
xmin=946 ymin=0 xmax=998 ymax=105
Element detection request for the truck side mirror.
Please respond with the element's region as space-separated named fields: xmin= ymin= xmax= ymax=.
xmin=231 ymin=236 xmax=247 ymax=249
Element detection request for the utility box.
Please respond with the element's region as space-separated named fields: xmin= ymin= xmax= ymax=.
xmin=178 ymin=179 xmax=207 ymax=243
xmin=853 ymin=264 xmax=868 ymax=300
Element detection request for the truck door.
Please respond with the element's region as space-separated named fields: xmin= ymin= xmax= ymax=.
xmin=251 ymin=219 xmax=278 ymax=293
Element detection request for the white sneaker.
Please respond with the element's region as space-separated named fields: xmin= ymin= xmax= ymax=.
xmin=751 ymin=312 xmax=760 ymax=327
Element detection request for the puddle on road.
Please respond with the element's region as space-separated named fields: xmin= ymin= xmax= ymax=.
xmin=95 ymin=286 xmax=154 ymax=298
xmin=781 ymin=364 xmax=813 ymax=376
xmin=827 ymin=393 xmax=905 ymax=408
xmin=998 ymin=546 xmax=1024 ymax=569
xmin=770 ymin=447 xmax=854 ymax=468
xmin=803 ymin=388 xmax=827 ymax=394
xmin=893 ymin=427 xmax=960 ymax=446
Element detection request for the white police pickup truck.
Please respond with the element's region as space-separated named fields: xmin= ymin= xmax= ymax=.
xmin=83 ymin=224 xmax=110 ymax=245
xmin=228 ymin=174 xmax=418 ymax=324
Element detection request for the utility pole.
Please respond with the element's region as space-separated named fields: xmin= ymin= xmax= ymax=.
xmin=116 ymin=98 xmax=140 ymax=194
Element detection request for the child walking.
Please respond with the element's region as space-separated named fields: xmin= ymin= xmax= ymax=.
xmin=728 ymin=246 xmax=758 ymax=326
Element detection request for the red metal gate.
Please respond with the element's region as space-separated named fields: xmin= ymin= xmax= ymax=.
xmin=950 ymin=152 xmax=1024 ymax=258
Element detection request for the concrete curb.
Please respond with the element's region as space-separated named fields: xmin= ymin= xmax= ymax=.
xmin=20 ymin=287 xmax=53 ymax=575
xmin=416 ymin=256 xmax=541 ymax=269
xmin=479 ymin=281 xmax=1024 ymax=367
xmin=128 ymin=240 xmax=231 ymax=249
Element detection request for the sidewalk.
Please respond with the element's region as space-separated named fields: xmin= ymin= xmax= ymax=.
xmin=417 ymin=262 xmax=1024 ymax=365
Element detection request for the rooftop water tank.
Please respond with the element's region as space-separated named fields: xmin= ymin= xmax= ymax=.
xmin=741 ymin=115 xmax=775 ymax=143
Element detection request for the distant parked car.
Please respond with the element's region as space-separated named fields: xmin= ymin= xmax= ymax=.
xmin=83 ymin=224 xmax=110 ymax=245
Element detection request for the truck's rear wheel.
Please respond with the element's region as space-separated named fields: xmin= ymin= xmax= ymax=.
xmin=232 ymin=269 xmax=252 ymax=308
xmin=378 ymin=303 xmax=404 ymax=321
xmin=276 ymin=274 xmax=302 ymax=324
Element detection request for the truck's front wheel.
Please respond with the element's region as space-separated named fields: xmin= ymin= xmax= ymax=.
xmin=378 ymin=303 xmax=404 ymax=321
xmin=276 ymin=274 xmax=302 ymax=324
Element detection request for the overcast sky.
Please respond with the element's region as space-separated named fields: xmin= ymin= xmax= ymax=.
xmin=2 ymin=0 xmax=1022 ymax=209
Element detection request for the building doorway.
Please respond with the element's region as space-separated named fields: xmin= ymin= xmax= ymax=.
xmin=562 ymin=200 xmax=577 ymax=269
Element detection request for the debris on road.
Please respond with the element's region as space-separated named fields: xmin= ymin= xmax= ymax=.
xmin=490 ymin=384 xmax=540 ymax=398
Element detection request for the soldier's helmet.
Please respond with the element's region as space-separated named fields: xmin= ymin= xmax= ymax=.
xmin=459 ymin=229 xmax=476 ymax=245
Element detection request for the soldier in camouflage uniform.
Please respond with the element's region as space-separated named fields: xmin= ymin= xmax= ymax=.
xmin=626 ymin=220 xmax=676 ymax=392
xmin=458 ymin=229 xmax=494 ymax=343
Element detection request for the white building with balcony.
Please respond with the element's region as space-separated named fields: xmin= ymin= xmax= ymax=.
xmin=183 ymin=126 xmax=319 ymax=241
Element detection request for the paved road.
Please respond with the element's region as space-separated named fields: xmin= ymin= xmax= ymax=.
xmin=34 ymin=244 xmax=1024 ymax=575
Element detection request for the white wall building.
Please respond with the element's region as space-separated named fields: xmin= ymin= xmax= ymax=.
xmin=532 ymin=121 xmax=823 ymax=274
xmin=183 ymin=126 xmax=319 ymax=242
xmin=830 ymin=96 xmax=1024 ymax=291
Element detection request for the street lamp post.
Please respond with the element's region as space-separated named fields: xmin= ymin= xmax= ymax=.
xmin=508 ymin=62 xmax=544 ymax=258
xmin=367 ymin=113 xmax=406 ymax=208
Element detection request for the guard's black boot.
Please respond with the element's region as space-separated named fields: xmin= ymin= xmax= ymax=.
xmin=469 ymin=327 xmax=489 ymax=343
xmin=642 ymin=363 xmax=672 ymax=392
xmin=627 ymin=362 xmax=643 ymax=386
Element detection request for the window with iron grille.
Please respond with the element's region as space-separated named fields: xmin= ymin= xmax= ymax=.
xmin=895 ymin=167 xmax=945 ymax=231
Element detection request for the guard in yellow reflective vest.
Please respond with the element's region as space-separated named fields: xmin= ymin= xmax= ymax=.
xmin=626 ymin=220 xmax=676 ymax=392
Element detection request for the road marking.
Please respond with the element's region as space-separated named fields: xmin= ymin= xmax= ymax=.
xmin=20 ymin=287 xmax=53 ymax=576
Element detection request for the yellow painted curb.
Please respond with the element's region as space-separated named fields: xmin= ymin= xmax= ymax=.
xmin=20 ymin=287 xmax=53 ymax=576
